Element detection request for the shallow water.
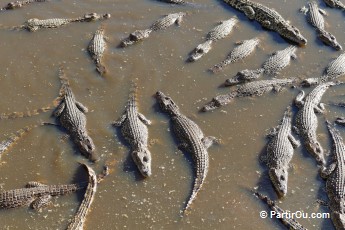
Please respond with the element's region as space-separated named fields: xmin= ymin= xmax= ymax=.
xmin=0 ymin=0 xmax=344 ymax=229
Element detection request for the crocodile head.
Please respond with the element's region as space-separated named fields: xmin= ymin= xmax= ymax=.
xmin=83 ymin=13 xmax=111 ymax=22
xmin=269 ymin=167 xmax=288 ymax=197
xmin=318 ymin=30 xmax=343 ymax=51
xmin=132 ymin=148 xmax=152 ymax=177
xmin=76 ymin=135 xmax=99 ymax=162
xmin=120 ymin=29 xmax=152 ymax=47
xmin=300 ymin=78 xmax=319 ymax=87
xmin=279 ymin=25 xmax=307 ymax=46
xmin=305 ymin=140 xmax=325 ymax=166
xmin=6 ymin=2 xmax=22 ymax=9
xmin=188 ymin=40 xmax=213 ymax=62
xmin=155 ymin=91 xmax=180 ymax=116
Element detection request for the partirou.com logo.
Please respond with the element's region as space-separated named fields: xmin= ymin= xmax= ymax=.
xmin=259 ymin=210 xmax=330 ymax=219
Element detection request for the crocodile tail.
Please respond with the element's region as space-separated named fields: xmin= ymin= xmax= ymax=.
xmin=128 ymin=81 xmax=138 ymax=108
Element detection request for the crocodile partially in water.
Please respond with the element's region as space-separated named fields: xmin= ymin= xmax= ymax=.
xmin=302 ymin=53 xmax=345 ymax=86
xmin=112 ymin=87 xmax=152 ymax=177
xmin=223 ymin=0 xmax=307 ymax=45
xmin=294 ymin=82 xmax=336 ymax=166
xmin=0 ymin=0 xmax=46 ymax=11
xmin=209 ymin=37 xmax=260 ymax=73
xmin=322 ymin=0 xmax=345 ymax=10
xmin=202 ymin=78 xmax=297 ymax=112
xmin=120 ymin=12 xmax=186 ymax=47
xmin=188 ymin=17 xmax=238 ymax=62
xmin=225 ymin=45 xmax=297 ymax=86
xmin=0 ymin=163 xmax=93 ymax=210
xmin=320 ymin=121 xmax=345 ymax=230
xmin=301 ymin=1 xmax=342 ymax=51
xmin=156 ymin=91 xmax=216 ymax=214
xmin=53 ymin=67 xmax=98 ymax=162
xmin=88 ymin=26 xmax=107 ymax=76
xmin=262 ymin=106 xmax=300 ymax=197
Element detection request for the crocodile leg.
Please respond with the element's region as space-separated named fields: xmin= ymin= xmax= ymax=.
xmin=112 ymin=114 xmax=126 ymax=126
xmin=54 ymin=102 xmax=66 ymax=117
xmin=242 ymin=6 xmax=256 ymax=20
xmin=75 ymin=101 xmax=88 ymax=113
xmin=288 ymin=134 xmax=300 ymax=148
xmin=320 ymin=163 xmax=336 ymax=179
xmin=31 ymin=195 xmax=52 ymax=210
xmin=202 ymin=136 xmax=217 ymax=149
xmin=178 ymin=142 xmax=192 ymax=152
xmin=294 ymin=90 xmax=305 ymax=108
xmin=138 ymin=113 xmax=152 ymax=125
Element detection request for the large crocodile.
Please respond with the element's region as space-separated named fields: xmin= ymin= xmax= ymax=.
xmin=225 ymin=45 xmax=297 ymax=86
xmin=222 ymin=0 xmax=307 ymax=45
xmin=66 ymin=164 xmax=97 ymax=230
xmin=294 ymin=82 xmax=336 ymax=166
xmin=112 ymin=87 xmax=152 ymax=177
xmin=262 ymin=106 xmax=300 ymax=197
xmin=53 ymin=67 xmax=98 ymax=162
xmin=120 ymin=12 xmax=186 ymax=47
xmin=0 ymin=163 xmax=92 ymax=210
xmin=202 ymin=78 xmax=297 ymax=112
xmin=322 ymin=0 xmax=345 ymax=10
xmin=254 ymin=192 xmax=308 ymax=230
xmin=155 ymin=91 xmax=216 ymax=214
xmin=301 ymin=1 xmax=342 ymax=51
xmin=209 ymin=37 xmax=260 ymax=73
xmin=302 ymin=52 xmax=345 ymax=86
xmin=88 ymin=26 xmax=107 ymax=76
xmin=320 ymin=121 xmax=345 ymax=230
xmin=0 ymin=0 xmax=46 ymax=11
xmin=188 ymin=17 xmax=238 ymax=62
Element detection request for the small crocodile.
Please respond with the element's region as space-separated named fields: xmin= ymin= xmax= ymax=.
xmin=262 ymin=107 xmax=300 ymax=197
xmin=66 ymin=164 xmax=97 ymax=230
xmin=112 ymin=87 xmax=152 ymax=177
xmin=120 ymin=12 xmax=186 ymax=47
xmin=323 ymin=0 xmax=345 ymax=10
xmin=88 ymin=26 xmax=107 ymax=76
xmin=209 ymin=37 xmax=260 ymax=73
xmin=188 ymin=17 xmax=238 ymax=62
xmin=301 ymin=2 xmax=342 ymax=51
xmin=53 ymin=67 xmax=98 ymax=162
xmin=202 ymin=78 xmax=296 ymax=112
xmin=0 ymin=0 xmax=46 ymax=11
xmin=156 ymin=91 xmax=216 ymax=214
xmin=225 ymin=45 xmax=297 ymax=86
xmin=0 ymin=163 xmax=93 ymax=210
xmin=320 ymin=121 xmax=345 ymax=230
xmin=302 ymin=53 xmax=345 ymax=86
xmin=254 ymin=192 xmax=308 ymax=230
xmin=294 ymin=82 xmax=336 ymax=166
xmin=223 ymin=0 xmax=307 ymax=45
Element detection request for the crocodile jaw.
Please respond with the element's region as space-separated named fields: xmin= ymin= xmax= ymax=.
xmin=318 ymin=30 xmax=343 ymax=51
xmin=269 ymin=168 xmax=288 ymax=197
xmin=76 ymin=136 xmax=99 ymax=162
xmin=279 ymin=25 xmax=307 ymax=46
xmin=132 ymin=148 xmax=152 ymax=177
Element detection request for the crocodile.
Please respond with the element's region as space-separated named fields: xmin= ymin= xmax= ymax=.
xmin=0 ymin=163 xmax=93 ymax=210
xmin=209 ymin=37 xmax=260 ymax=73
xmin=53 ymin=67 xmax=98 ymax=162
xmin=188 ymin=17 xmax=238 ymax=62
xmin=155 ymin=91 xmax=216 ymax=214
xmin=262 ymin=106 xmax=300 ymax=197
xmin=320 ymin=121 xmax=345 ymax=230
xmin=254 ymin=192 xmax=308 ymax=230
xmin=301 ymin=2 xmax=342 ymax=51
xmin=294 ymin=82 xmax=336 ymax=166
xmin=0 ymin=0 xmax=46 ymax=11
xmin=302 ymin=53 xmax=345 ymax=86
xmin=202 ymin=78 xmax=297 ymax=112
xmin=112 ymin=87 xmax=152 ymax=177
xmin=88 ymin=26 xmax=107 ymax=76
xmin=223 ymin=0 xmax=307 ymax=45
xmin=322 ymin=0 xmax=345 ymax=10
xmin=225 ymin=45 xmax=297 ymax=86
xmin=66 ymin=164 xmax=97 ymax=230
xmin=120 ymin=12 xmax=186 ymax=47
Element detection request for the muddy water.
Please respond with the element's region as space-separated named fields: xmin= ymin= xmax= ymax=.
xmin=0 ymin=0 xmax=344 ymax=229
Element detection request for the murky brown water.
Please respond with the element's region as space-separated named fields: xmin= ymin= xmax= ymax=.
xmin=0 ymin=0 xmax=344 ymax=229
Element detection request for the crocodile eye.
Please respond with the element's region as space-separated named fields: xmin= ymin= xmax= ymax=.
xmin=280 ymin=176 xmax=285 ymax=181
xmin=143 ymin=156 xmax=148 ymax=162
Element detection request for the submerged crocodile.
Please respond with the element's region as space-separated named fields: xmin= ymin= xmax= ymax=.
xmin=120 ymin=12 xmax=186 ymax=47
xmin=156 ymin=91 xmax=216 ymax=214
xmin=301 ymin=2 xmax=342 ymax=51
xmin=9 ymin=13 xmax=111 ymax=32
xmin=225 ymin=45 xmax=297 ymax=86
xmin=262 ymin=106 xmax=300 ymax=197
xmin=320 ymin=121 xmax=345 ymax=230
xmin=294 ymin=82 xmax=336 ymax=166
xmin=188 ymin=17 xmax=238 ymax=62
xmin=88 ymin=26 xmax=107 ymax=76
xmin=323 ymin=0 xmax=345 ymax=10
xmin=209 ymin=37 xmax=260 ymax=73
xmin=112 ymin=87 xmax=152 ymax=177
xmin=223 ymin=0 xmax=307 ymax=45
xmin=0 ymin=163 xmax=92 ymax=210
xmin=0 ymin=0 xmax=46 ymax=11
xmin=302 ymin=52 xmax=345 ymax=86
xmin=53 ymin=67 xmax=98 ymax=162
xmin=202 ymin=78 xmax=296 ymax=112
xmin=254 ymin=192 xmax=308 ymax=230
xmin=66 ymin=164 xmax=97 ymax=230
